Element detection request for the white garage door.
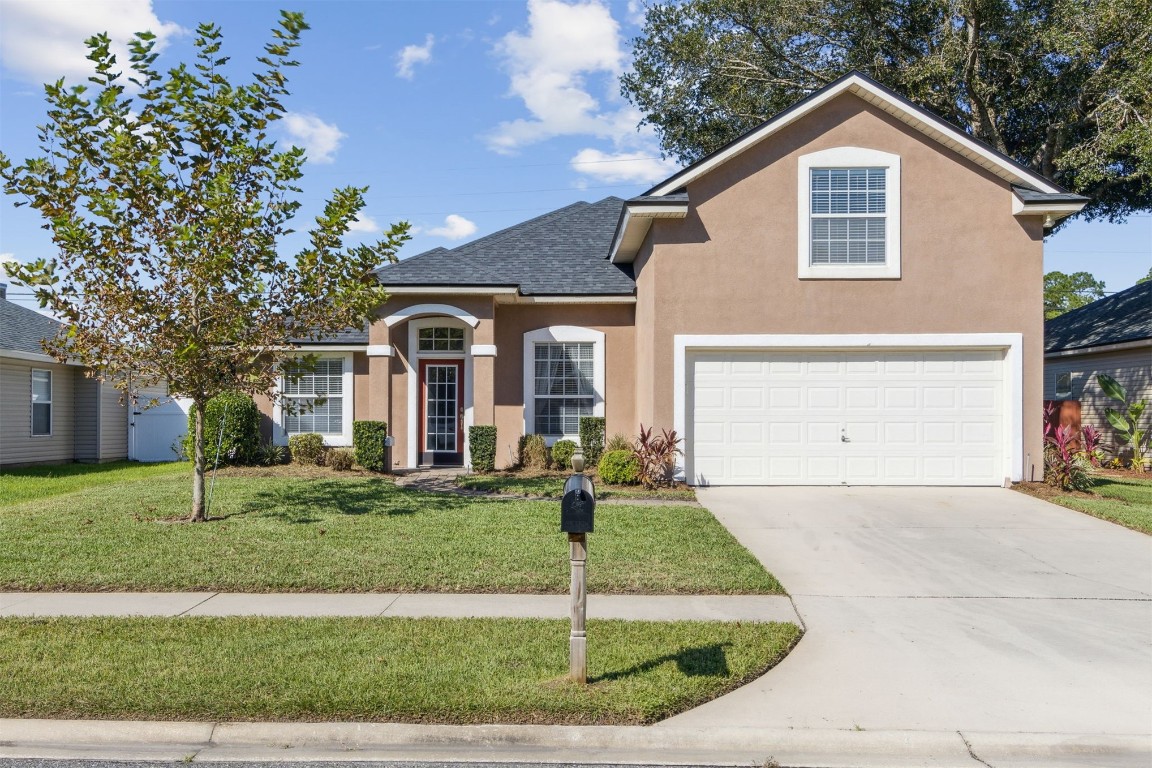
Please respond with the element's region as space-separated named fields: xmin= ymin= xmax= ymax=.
xmin=689 ymin=349 xmax=1005 ymax=486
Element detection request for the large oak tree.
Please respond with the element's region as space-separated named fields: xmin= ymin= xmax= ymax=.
xmin=0 ymin=12 xmax=409 ymax=521
xmin=623 ymin=0 xmax=1151 ymax=222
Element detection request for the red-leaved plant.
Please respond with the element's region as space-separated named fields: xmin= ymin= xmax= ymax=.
xmin=633 ymin=425 xmax=683 ymax=489
xmin=1081 ymin=424 xmax=1106 ymax=467
xmin=1044 ymin=424 xmax=1093 ymax=492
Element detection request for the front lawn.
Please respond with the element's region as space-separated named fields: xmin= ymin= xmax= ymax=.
xmin=0 ymin=616 xmax=802 ymax=724
xmin=0 ymin=466 xmax=782 ymax=594
xmin=0 ymin=460 xmax=187 ymax=506
xmin=457 ymin=470 xmax=697 ymax=501
xmin=1015 ymin=473 xmax=1152 ymax=535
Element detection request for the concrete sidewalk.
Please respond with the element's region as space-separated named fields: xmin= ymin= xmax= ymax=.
xmin=0 ymin=591 xmax=799 ymax=623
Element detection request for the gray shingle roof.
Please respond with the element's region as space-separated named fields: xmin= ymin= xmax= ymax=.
xmin=374 ymin=197 xmax=636 ymax=295
xmin=288 ymin=324 xmax=369 ymax=345
xmin=1011 ymin=185 xmax=1090 ymax=205
xmin=1045 ymin=281 xmax=1152 ymax=353
xmin=0 ymin=298 xmax=64 ymax=355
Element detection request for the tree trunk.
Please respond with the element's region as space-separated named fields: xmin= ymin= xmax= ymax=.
xmin=190 ymin=398 xmax=207 ymax=522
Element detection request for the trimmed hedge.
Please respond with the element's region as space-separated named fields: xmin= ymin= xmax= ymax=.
xmin=578 ymin=416 xmax=605 ymax=467
xmin=518 ymin=434 xmax=549 ymax=470
xmin=353 ymin=421 xmax=389 ymax=472
xmin=469 ymin=425 xmax=497 ymax=473
xmin=184 ymin=391 xmax=260 ymax=466
xmin=551 ymin=439 xmax=577 ymax=471
xmin=598 ymin=449 xmax=640 ymax=485
xmin=288 ymin=433 xmax=325 ymax=466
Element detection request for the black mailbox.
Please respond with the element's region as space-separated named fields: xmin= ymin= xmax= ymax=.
xmin=560 ymin=474 xmax=595 ymax=533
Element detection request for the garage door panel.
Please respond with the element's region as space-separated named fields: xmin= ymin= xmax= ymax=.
xmin=689 ymin=349 xmax=1004 ymax=486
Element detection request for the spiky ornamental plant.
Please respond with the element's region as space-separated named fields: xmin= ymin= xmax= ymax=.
xmin=0 ymin=12 xmax=410 ymax=521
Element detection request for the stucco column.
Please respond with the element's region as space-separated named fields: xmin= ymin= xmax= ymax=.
xmin=367 ymin=321 xmax=392 ymax=426
xmin=471 ymin=313 xmax=496 ymax=426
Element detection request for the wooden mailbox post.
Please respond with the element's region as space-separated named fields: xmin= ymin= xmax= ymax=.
xmin=560 ymin=449 xmax=595 ymax=684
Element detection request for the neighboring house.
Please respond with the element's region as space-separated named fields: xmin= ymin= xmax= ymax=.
xmin=261 ymin=71 xmax=1086 ymax=486
xmin=1044 ymin=281 xmax=1152 ymax=444
xmin=0 ymin=287 xmax=129 ymax=467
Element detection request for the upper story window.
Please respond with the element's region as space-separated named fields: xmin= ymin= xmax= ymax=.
xmin=283 ymin=358 xmax=344 ymax=435
xmin=418 ymin=326 xmax=464 ymax=352
xmin=798 ymin=147 xmax=901 ymax=279
xmin=31 ymin=369 xmax=52 ymax=436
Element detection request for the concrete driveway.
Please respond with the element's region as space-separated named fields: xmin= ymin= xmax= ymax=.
xmin=663 ymin=486 xmax=1152 ymax=736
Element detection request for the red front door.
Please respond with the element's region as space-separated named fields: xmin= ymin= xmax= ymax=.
xmin=419 ymin=359 xmax=464 ymax=465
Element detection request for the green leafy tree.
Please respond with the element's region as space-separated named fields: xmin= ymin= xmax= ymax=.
xmin=623 ymin=0 xmax=1152 ymax=222
xmin=1043 ymin=271 xmax=1106 ymax=319
xmin=1137 ymin=268 xmax=1152 ymax=285
xmin=0 ymin=12 xmax=409 ymax=521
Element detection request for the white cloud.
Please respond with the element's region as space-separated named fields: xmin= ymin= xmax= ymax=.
xmin=396 ymin=34 xmax=435 ymax=80
xmin=281 ymin=113 xmax=346 ymax=164
xmin=348 ymin=214 xmax=380 ymax=233
xmin=427 ymin=214 xmax=478 ymax=240
xmin=625 ymin=0 xmax=647 ymax=26
xmin=488 ymin=0 xmax=628 ymax=153
xmin=569 ymin=148 xmax=677 ymax=184
xmin=0 ymin=0 xmax=182 ymax=86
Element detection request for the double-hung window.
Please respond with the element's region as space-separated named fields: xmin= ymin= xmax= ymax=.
xmin=534 ymin=342 xmax=594 ymax=439
xmin=798 ymin=147 xmax=900 ymax=279
xmin=283 ymin=358 xmax=344 ymax=435
xmin=31 ymin=369 xmax=52 ymax=436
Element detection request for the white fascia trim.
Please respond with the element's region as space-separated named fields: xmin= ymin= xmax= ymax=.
xmin=798 ymin=147 xmax=901 ymax=280
xmin=470 ymin=344 xmax=497 ymax=357
xmin=1011 ymin=197 xmax=1088 ymax=218
xmin=610 ymin=203 xmax=689 ymax=264
xmin=673 ymin=333 xmax=1024 ymax=483
xmin=523 ymin=326 xmax=606 ymax=444
xmin=515 ymin=295 xmax=636 ymax=305
xmin=383 ymin=286 xmax=518 ymax=295
xmin=647 ymin=74 xmax=1062 ymax=197
xmin=0 ymin=349 xmax=79 ymax=365
xmin=272 ymin=351 xmax=355 ymax=448
xmin=1044 ymin=338 xmax=1152 ymax=359
xmin=385 ymin=303 xmax=481 ymax=329
xmin=406 ymin=317 xmax=474 ymax=469
xmin=280 ymin=345 xmax=367 ymax=352
xmin=366 ymin=345 xmax=394 ymax=357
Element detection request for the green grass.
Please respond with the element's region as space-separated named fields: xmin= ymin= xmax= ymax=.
xmin=1052 ymin=475 xmax=1152 ymax=534
xmin=457 ymin=471 xmax=698 ymax=501
xmin=0 ymin=616 xmax=802 ymax=724
xmin=0 ymin=467 xmax=782 ymax=594
xmin=0 ymin=460 xmax=187 ymax=506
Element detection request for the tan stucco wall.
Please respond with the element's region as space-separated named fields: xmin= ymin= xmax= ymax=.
xmin=635 ymin=92 xmax=1046 ymax=477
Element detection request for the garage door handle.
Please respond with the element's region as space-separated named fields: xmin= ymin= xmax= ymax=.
xmin=841 ymin=429 xmax=851 ymax=443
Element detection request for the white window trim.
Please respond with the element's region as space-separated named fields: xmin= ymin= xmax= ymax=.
xmin=273 ymin=352 xmax=355 ymax=447
xmin=673 ymin=333 xmax=1023 ymax=484
xmin=30 ymin=368 xmax=52 ymax=438
xmin=523 ymin=326 xmax=605 ymax=445
xmin=797 ymin=147 xmax=901 ymax=279
xmin=406 ymin=316 xmax=474 ymax=468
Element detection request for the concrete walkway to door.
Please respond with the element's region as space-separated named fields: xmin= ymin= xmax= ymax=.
xmin=663 ymin=486 xmax=1152 ymax=739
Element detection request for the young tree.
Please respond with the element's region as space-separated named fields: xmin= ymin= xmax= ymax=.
xmin=623 ymin=0 xmax=1152 ymax=222
xmin=1043 ymin=271 xmax=1106 ymax=319
xmin=0 ymin=12 xmax=409 ymax=521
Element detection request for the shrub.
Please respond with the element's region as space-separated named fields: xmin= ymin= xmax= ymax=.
xmin=184 ymin=391 xmax=260 ymax=465
xmin=578 ymin=416 xmax=605 ymax=467
xmin=606 ymin=432 xmax=633 ymax=452
xmin=257 ymin=441 xmax=287 ymax=466
xmin=551 ymin=439 xmax=577 ymax=471
xmin=518 ymin=434 xmax=550 ymax=470
xmin=598 ymin=449 xmax=640 ymax=485
xmin=1044 ymin=425 xmax=1094 ymax=492
xmin=469 ymin=425 xmax=498 ymax=473
xmin=353 ymin=420 xmax=389 ymax=472
xmin=288 ymin=433 xmax=325 ymax=465
xmin=326 ymin=447 xmax=355 ymax=471
xmin=633 ymin=424 xmax=683 ymax=489
xmin=1081 ymin=424 xmax=1107 ymax=467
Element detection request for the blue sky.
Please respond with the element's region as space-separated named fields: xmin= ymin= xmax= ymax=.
xmin=1 ymin=0 xmax=1148 ymax=313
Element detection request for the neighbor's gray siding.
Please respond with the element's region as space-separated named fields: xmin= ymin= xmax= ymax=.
xmin=98 ymin=381 xmax=128 ymax=461
xmin=73 ymin=375 xmax=101 ymax=462
xmin=0 ymin=358 xmax=77 ymax=466
xmin=1044 ymin=345 xmax=1152 ymax=448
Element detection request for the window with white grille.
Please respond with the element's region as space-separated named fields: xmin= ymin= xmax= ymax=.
xmin=283 ymin=358 xmax=344 ymax=435
xmin=534 ymin=342 xmax=594 ymax=438
xmin=810 ymin=168 xmax=887 ymax=265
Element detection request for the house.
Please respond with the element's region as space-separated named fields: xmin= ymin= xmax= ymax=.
xmin=1044 ymin=281 xmax=1152 ymax=442
xmin=0 ymin=286 xmax=129 ymax=467
xmin=260 ymin=71 xmax=1087 ymax=486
